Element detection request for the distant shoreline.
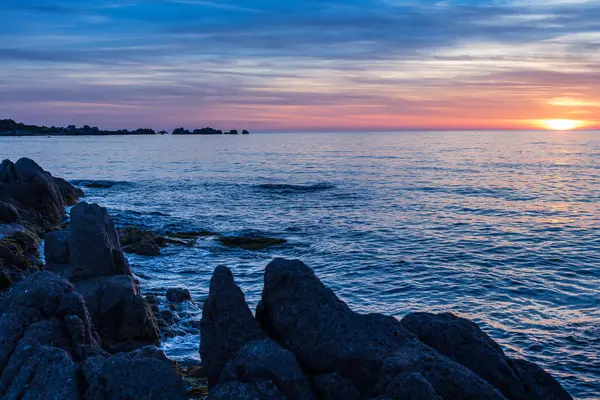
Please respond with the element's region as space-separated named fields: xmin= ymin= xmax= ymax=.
xmin=0 ymin=119 xmax=249 ymax=136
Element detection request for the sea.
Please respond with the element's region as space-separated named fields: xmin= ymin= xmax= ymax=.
xmin=2 ymin=131 xmax=599 ymax=399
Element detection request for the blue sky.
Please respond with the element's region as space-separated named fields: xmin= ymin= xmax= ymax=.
xmin=1 ymin=0 xmax=599 ymax=131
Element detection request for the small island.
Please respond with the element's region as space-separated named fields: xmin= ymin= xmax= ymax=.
xmin=0 ymin=119 xmax=250 ymax=136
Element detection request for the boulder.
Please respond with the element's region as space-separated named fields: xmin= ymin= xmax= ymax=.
xmin=201 ymin=266 xmax=315 ymax=399
xmin=45 ymin=202 xmax=159 ymax=352
xmin=401 ymin=312 xmax=573 ymax=400
xmin=167 ymin=287 xmax=192 ymax=302
xmin=82 ymin=346 xmax=188 ymax=400
xmin=67 ymin=202 xmax=132 ymax=279
xmin=200 ymin=266 xmax=264 ymax=387
xmin=75 ymin=275 xmax=159 ymax=353
xmin=256 ymin=258 xmax=510 ymax=398
xmin=0 ymin=271 xmax=186 ymax=399
xmin=0 ymin=158 xmax=80 ymax=230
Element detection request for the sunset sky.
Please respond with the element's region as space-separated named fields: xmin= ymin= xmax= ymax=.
xmin=1 ymin=0 xmax=599 ymax=131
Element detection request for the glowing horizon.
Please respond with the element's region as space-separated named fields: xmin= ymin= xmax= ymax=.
xmin=1 ymin=1 xmax=600 ymax=132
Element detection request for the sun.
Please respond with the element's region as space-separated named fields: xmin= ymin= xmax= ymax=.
xmin=540 ymin=119 xmax=582 ymax=131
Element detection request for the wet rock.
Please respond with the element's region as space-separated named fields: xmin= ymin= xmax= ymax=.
xmin=208 ymin=380 xmax=288 ymax=399
xmin=45 ymin=230 xmax=69 ymax=264
xmin=256 ymin=258 xmax=509 ymax=398
xmin=167 ymin=287 xmax=192 ymax=302
xmin=118 ymin=226 xmax=165 ymax=256
xmin=200 ymin=266 xmax=265 ymax=387
xmin=169 ymin=230 xmax=217 ymax=239
xmin=401 ymin=312 xmax=573 ymax=400
xmin=82 ymin=346 xmax=188 ymax=400
xmin=219 ymin=236 xmax=286 ymax=250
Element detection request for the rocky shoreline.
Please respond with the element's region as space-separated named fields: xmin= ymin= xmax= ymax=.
xmin=0 ymin=158 xmax=574 ymax=399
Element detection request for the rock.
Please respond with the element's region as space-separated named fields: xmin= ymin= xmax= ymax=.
xmin=75 ymin=275 xmax=159 ymax=353
xmin=0 ymin=227 xmax=42 ymax=288
xmin=167 ymin=287 xmax=192 ymax=302
xmin=0 ymin=201 xmax=19 ymax=223
xmin=256 ymin=258 xmax=512 ymax=398
xmin=54 ymin=177 xmax=82 ymax=205
xmin=219 ymin=338 xmax=316 ymax=400
xmin=218 ymin=236 xmax=286 ymax=250
xmin=44 ymin=230 xmax=70 ymax=264
xmin=226 ymin=130 xmax=239 ymax=135
xmin=45 ymin=202 xmax=159 ymax=352
xmin=200 ymin=266 xmax=265 ymax=387
xmin=66 ymin=202 xmax=132 ymax=279
xmin=208 ymin=380 xmax=288 ymax=399
xmin=169 ymin=230 xmax=217 ymax=239
xmin=118 ymin=226 xmax=165 ymax=256
xmin=401 ymin=312 xmax=573 ymax=400
xmin=82 ymin=346 xmax=188 ymax=400
xmin=311 ymin=372 xmax=361 ymax=400
xmin=242 ymin=130 xmax=250 ymax=135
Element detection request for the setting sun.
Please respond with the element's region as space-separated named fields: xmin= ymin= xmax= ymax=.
xmin=540 ymin=119 xmax=582 ymax=131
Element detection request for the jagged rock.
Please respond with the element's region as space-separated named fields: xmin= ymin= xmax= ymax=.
xmin=201 ymin=266 xmax=315 ymax=399
xmin=200 ymin=266 xmax=264 ymax=387
xmin=256 ymin=258 xmax=517 ymax=399
xmin=401 ymin=312 xmax=573 ymax=400
xmin=45 ymin=202 xmax=159 ymax=352
xmin=167 ymin=287 xmax=192 ymax=302
xmin=82 ymin=346 xmax=188 ymax=400
xmin=0 ymin=271 xmax=186 ymax=399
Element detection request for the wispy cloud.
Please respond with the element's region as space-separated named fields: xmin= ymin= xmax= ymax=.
xmin=0 ymin=0 xmax=599 ymax=130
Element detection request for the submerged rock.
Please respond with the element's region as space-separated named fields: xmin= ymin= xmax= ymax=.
xmin=167 ymin=287 xmax=192 ymax=303
xmin=118 ymin=226 xmax=165 ymax=256
xmin=218 ymin=236 xmax=286 ymax=250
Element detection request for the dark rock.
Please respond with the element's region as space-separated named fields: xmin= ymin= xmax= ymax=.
xmin=0 ymin=201 xmax=19 ymax=223
xmin=226 ymin=130 xmax=239 ymax=135
xmin=75 ymin=275 xmax=159 ymax=353
xmin=66 ymin=202 xmax=132 ymax=279
xmin=169 ymin=230 xmax=217 ymax=239
xmin=256 ymin=258 xmax=510 ymax=399
xmin=200 ymin=266 xmax=264 ymax=388
xmin=82 ymin=346 xmax=188 ymax=400
xmin=54 ymin=177 xmax=82 ymax=205
xmin=167 ymin=287 xmax=192 ymax=302
xmin=208 ymin=380 xmax=288 ymax=399
xmin=219 ymin=236 xmax=286 ymax=250
xmin=219 ymin=338 xmax=315 ymax=400
xmin=380 ymin=372 xmax=441 ymax=399
xmin=45 ymin=202 xmax=159 ymax=352
xmin=44 ymin=230 xmax=69 ymax=264
xmin=311 ymin=372 xmax=361 ymax=400
xmin=401 ymin=312 xmax=573 ymax=400
xmin=242 ymin=130 xmax=250 ymax=135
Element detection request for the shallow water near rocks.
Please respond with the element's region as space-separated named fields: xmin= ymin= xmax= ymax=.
xmin=2 ymin=131 xmax=599 ymax=399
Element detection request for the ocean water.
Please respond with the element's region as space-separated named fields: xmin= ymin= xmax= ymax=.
xmin=2 ymin=131 xmax=599 ymax=399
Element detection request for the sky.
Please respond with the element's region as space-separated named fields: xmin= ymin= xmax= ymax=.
xmin=1 ymin=0 xmax=600 ymax=132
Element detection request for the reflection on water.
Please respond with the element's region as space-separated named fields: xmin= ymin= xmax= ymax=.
xmin=2 ymin=131 xmax=599 ymax=398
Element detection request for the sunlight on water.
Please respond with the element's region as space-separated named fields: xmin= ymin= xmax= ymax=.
xmin=2 ymin=131 xmax=599 ymax=399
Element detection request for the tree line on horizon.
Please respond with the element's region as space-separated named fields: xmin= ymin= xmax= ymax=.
xmin=0 ymin=119 xmax=249 ymax=136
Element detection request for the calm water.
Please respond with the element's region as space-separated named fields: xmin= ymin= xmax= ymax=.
xmin=2 ymin=132 xmax=599 ymax=398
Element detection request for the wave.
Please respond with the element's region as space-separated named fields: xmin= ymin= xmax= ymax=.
xmin=70 ymin=179 xmax=132 ymax=189
xmin=256 ymin=183 xmax=335 ymax=193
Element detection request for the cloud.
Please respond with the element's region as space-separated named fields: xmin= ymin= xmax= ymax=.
xmin=1 ymin=0 xmax=599 ymax=130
